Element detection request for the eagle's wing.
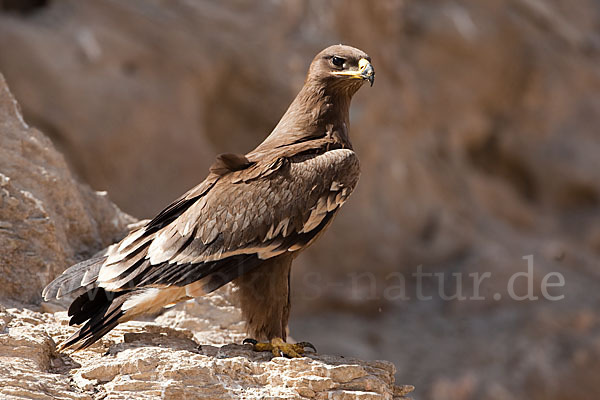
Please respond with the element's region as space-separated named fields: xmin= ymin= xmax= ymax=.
xmin=95 ymin=147 xmax=359 ymax=294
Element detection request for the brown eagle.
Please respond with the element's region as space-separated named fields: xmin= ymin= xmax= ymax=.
xmin=43 ymin=44 xmax=374 ymax=357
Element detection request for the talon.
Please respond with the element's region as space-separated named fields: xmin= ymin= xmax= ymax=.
xmin=243 ymin=337 xmax=274 ymax=353
xmin=296 ymin=341 xmax=317 ymax=353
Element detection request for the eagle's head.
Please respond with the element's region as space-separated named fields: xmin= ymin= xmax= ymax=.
xmin=307 ymin=44 xmax=375 ymax=93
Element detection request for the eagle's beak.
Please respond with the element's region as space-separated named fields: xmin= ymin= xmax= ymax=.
xmin=332 ymin=58 xmax=375 ymax=86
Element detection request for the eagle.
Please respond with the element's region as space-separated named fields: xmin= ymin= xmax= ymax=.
xmin=43 ymin=44 xmax=374 ymax=357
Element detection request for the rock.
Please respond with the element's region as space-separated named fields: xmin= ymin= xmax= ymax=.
xmin=0 ymin=73 xmax=134 ymax=304
xmin=0 ymin=292 xmax=412 ymax=400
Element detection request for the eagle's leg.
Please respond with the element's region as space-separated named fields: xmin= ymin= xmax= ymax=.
xmin=235 ymin=254 xmax=315 ymax=357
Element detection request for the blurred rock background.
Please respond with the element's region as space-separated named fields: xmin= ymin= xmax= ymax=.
xmin=0 ymin=0 xmax=599 ymax=399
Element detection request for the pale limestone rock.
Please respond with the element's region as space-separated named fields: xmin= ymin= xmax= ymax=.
xmin=0 ymin=294 xmax=412 ymax=400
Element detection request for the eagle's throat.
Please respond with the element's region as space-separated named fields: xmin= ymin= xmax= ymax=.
xmin=257 ymin=80 xmax=355 ymax=152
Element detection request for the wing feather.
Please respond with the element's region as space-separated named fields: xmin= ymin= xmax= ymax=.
xmin=96 ymin=148 xmax=359 ymax=293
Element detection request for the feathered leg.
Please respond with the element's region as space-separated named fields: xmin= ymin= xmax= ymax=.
xmin=235 ymin=253 xmax=315 ymax=357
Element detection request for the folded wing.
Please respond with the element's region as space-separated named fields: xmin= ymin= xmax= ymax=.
xmin=93 ymin=148 xmax=359 ymax=295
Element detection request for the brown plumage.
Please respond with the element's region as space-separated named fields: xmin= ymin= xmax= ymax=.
xmin=42 ymin=44 xmax=374 ymax=351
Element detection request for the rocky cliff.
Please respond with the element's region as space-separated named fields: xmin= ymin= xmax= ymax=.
xmin=0 ymin=73 xmax=134 ymax=304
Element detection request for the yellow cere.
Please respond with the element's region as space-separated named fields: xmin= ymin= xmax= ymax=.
xmin=358 ymin=58 xmax=370 ymax=71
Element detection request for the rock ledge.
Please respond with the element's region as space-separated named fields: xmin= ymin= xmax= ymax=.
xmin=1 ymin=292 xmax=412 ymax=400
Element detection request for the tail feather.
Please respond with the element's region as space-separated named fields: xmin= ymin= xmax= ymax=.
xmin=42 ymin=256 xmax=107 ymax=301
xmin=59 ymin=287 xmax=129 ymax=351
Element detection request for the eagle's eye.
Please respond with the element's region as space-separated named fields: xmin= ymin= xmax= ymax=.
xmin=331 ymin=56 xmax=345 ymax=68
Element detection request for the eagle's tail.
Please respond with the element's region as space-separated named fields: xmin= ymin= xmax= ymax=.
xmin=59 ymin=287 xmax=129 ymax=351
xmin=42 ymin=256 xmax=107 ymax=301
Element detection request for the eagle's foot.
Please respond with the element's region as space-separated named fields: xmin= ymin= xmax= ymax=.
xmin=243 ymin=337 xmax=316 ymax=358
